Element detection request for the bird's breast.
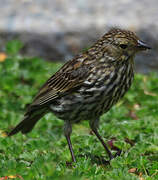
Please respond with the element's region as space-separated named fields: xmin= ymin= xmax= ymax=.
xmin=80 ymin=61 xmax=134 ymax=115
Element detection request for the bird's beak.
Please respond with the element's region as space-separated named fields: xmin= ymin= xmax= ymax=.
xmin=137 ymin=40 xmax=151 ymax=50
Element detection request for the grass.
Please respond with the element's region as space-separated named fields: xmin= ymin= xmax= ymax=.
xmin=0 ymin=41 xmax=158 ymax=180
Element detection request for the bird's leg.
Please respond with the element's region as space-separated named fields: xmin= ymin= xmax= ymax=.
xmin=65 ymin=135 xmax=76 ymax=163
xmin=64 ymin=121 xmax=76 ymax=163
xmin=92 ymin=128 xmax=113 ymax=160
xmin=89 ymin=119 xmax=113 ymax=160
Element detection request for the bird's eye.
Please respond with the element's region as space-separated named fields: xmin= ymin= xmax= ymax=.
xmin=120 ymin=44 xmax=128 ymax=49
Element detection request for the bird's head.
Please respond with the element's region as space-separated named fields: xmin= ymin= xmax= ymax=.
xmin=103 ymin=28 xmax=151 ymax=62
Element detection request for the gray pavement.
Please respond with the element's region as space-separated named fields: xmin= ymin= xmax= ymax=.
xmin=0 ymin=0 xmax=157 ymax=73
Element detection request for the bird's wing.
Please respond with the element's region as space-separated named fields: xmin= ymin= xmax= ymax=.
xmin=29 ymin=56 xmax=90 ymax=109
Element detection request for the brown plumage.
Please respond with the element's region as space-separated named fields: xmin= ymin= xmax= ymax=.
xmin=8 ymin=28 xmax=150 ymax=162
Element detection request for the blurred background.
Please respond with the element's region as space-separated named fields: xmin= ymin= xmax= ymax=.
xmin=0 ymin=0 xmax=157 ymax=73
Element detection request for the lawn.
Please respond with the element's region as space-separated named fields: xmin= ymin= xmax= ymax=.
xmin=0 ymin=41 xmax=158 ymax=180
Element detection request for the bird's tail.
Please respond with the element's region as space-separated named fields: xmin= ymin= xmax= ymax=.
xmin=8 ymin=108 xmax=47 ymax=136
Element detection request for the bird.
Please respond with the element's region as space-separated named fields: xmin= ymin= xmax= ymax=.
xmin=8 ymin=28 xmax=151 ymax=163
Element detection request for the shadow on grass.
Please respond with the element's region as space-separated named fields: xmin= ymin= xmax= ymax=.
xmin=78 ymin=149 xmax=121 ymax=166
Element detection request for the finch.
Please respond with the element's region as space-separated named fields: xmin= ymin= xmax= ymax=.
xmin=8 ymin=28 xmax=151 ymax=162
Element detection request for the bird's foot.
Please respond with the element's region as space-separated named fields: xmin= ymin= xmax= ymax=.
xmin=108 ymin=149 xmax=122 ymax=161
xmin=66 ymin=161 xmax=76 ymax=168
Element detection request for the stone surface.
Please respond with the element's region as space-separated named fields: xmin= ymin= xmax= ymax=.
xmin=0 ymin=0 xmax=157 ymax=73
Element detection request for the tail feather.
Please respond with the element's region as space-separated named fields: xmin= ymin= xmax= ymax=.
xmin=8 ymin=109 xmax=47 ymax=136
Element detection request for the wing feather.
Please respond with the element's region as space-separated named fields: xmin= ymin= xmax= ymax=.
xmin=29 ymin=57 xmax=89 ymax=109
